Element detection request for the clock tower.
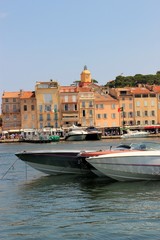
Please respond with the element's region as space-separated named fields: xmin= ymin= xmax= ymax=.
xmin=80 ymin=65 xmax=92 ymax=87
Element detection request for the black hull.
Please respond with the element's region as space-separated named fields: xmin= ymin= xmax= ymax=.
xmin=85 ymin=133 xmax=102 ymax=141
xmin=15 ymin=150 xmax=95 ymax=175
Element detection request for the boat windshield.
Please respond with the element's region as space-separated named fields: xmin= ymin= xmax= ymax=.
xmin=114 ymin=142 xmax=160 ymax=151
xmin=130 ymin=142 xmax=160 ymax=151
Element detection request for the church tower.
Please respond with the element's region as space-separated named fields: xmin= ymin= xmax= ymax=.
xmin=79 ymin=65 xmax=92 ymax=87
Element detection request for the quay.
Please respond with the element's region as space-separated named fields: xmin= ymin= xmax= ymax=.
xmin=1 ymin=134 xmax=160 ymax=143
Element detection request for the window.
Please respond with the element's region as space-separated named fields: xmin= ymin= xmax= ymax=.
xmin=74 ymin=104 xmax=77 ymax=111
xmin=13 ymin=98 xmax=16 ymax=102
xmin=128 ymin=112 xmax=133 ymax=118
xmin=144 ymin=111 xmax=148 ymax=116
xmin=64 ymin=104 xmax=68 ymax=111
xmin=144 ymin=101 xmax=147 ymax=107
xmin=13 ymin=115 xmax=17 ymax=120
xmin=135 ymin=94 xmax=141 ymax=98
xmin=142 ymin=94 xmax=148 ymax=98
xmin=97 ymin=114 xmax=101 ymax=119
xmin=32 ymin=114 xmax=35 ymax=120
xmin=5 ymin=98 xmax=8 ymax=102
xmin=72 ymin=95 xmax=76 ymax=102
xmin=39 ymin=105 xmax=42 ymax=112
xmin=64 ymin=96 xmax=68 ymax=102
xmin=24 ymin=105 xmax=27 ymax=111
xmin=89 ymin=110 xmax=93 ymax=116
xmin=13 ymin=105 xmax=17 ymax=112
xmin=82 ymin=110 xmax=85 ymax=117
xmin=111 ymin=113 xmax=116 ymax=119
xmin=5 ymin=104 xmax=9 ymax=112
xmin=100 ymin=104 xmax=103 ymax=109
xmin=47 ymin=114 xmax=51 ymax=121
xmin=82 ymin=101 xmax=85 ymax=108
xmin=45 ymin=105 xmax=51 ymax=112
xmin=43 ymin=94 xmax=52 ymax=103
xmin=104 ymin=113 xmax=107 ymax=118
xmin=39 ymin=114 xmax=43 ymax=121
xmin=137 ymin=111 xmax=141 ymax=117
xmin=151 ymin=100 xmax=155 ymax=106
xmin=89 ymin=101 xmax=93 ymax=107
xmin=151 ymin=111 xmax=155 ymax=116
xmin=111 ymin=104 xmax=115 ymax=109
xmin=136 ymin=101 xmax=140 ymax=107
xmin=31 ymin=105 xmax=34 ymax=111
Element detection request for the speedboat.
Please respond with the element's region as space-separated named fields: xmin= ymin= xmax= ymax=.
xmin=65 ymin=125 xmax=88 ymax=141
xmin=85 ymin=126 xmax=102 ymax=140
xmin=121 ymin=130 xmax=149 ymax=138
xmin=15 ymin=149 xmax=95 ymax=175
xmin=85 ymin=142 xmax=160 ymax=181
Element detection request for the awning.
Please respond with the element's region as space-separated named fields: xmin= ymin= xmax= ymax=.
xmin=8 ymin=130 xmax=21 ymax=133
xmin=144 ymin=125 xmax=160 ymax=129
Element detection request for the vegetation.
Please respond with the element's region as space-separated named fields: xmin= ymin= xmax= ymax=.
xmin=105 ymin=71 xmax=160 ymax=88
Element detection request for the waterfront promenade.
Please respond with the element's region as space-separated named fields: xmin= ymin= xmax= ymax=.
xmin=1 ymin=134 xmax=160 ymax=143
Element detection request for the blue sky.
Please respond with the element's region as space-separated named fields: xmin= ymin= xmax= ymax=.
xmin=1 ymin=0 xmax=160 ymax=95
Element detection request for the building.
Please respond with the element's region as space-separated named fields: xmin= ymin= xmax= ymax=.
xmin=35 ymin=80 xmax=60 ymax=129
xmin=60 ymin=86 xmax=79 ymax=127
xmin=1 ymin=91 xmax=21 ymax=132
xmin=20 ymin=90 xmax=37 ymax=130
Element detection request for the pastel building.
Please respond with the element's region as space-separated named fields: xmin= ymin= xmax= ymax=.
xmin=131 ymin=87 xmax=157 ymax=125
xmin=20 ymin=90 xmax=37 ymax=130
xmin=35 ymin=80 xmax=60 ymax=129
xmin=2 ymin=91 xmax=21 ymax=132
xmin=109 ymin=87 xmax=134 ymax=126
xmin=60 ymin=86 xmax=79 ymax=127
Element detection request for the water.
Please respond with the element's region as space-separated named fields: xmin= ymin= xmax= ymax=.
xmin=1 ymin=139 xmax=160 ymax=240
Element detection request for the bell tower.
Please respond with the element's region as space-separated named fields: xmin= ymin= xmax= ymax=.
xmin=80 ymin=65 xmax=92 ymax=87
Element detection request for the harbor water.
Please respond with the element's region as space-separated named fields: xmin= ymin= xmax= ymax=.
xmin=1 ymin=139 xmax=160 ymax=240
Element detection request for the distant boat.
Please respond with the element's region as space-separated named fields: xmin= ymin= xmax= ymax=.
xmin=65 ymin=125 xmax=88 ymax=141
xmin=121 ymin=130 xmax=149 ymax=138
xmin=85 ymin=126 xmax=102 ymax=140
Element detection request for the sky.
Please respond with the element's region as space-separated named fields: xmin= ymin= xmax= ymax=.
xmin=1 ymin=0 xmax=160 ymax=96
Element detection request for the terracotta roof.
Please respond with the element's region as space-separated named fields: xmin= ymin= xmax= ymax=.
xmin=20 ymin=91 xmax=35 ymax=99
xmin=2 ymin=91 xmax=20 ymax=98
xmin=95 ymin=92 xmax=118 ymax=102
xmin=129 ymin=87 xmax=151 ymax=94
xmin=152 ymin=86 xmax=160 ymax=93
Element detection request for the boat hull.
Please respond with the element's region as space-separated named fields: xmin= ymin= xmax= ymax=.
xmin=15 ymin=150 xmax=95 ymax=175
xmin=65 ymin=134 xmax=87 ymax=141
xmin=85 ymin=132 xmax=102 ymax=140
xmin=86 ymin=151 xmax=160 ymax=181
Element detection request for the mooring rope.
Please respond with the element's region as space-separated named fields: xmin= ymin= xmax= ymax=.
xmin=1 ymin=159 xmax=18 ymax=180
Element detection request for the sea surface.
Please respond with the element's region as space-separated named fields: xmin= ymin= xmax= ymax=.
xmin=1 ymin=139 xmax=160 ymax=240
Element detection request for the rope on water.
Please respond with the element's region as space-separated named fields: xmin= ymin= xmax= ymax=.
xmin=1 ymin=159 xmax=18 ymax=180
